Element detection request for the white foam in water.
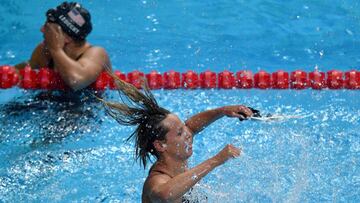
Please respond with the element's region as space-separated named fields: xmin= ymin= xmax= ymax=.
xmin=250 ymin=114 xmax=305 ymax=122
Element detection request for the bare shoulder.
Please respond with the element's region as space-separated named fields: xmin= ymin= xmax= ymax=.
xmin=84 ymin=46 xmax=109 ymax=57
xmin=34 ymin=43 xmax=45 ymax=52
xmin=79 ymin=45 xmax=111 ymax=69
xmin=143 ymin=173 xmax=171 ymax=199
xmin=144 ymin=173 xmax=171 ymax=191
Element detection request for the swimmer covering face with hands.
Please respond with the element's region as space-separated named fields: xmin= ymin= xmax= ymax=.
xmin=1 ymin=2 xmax=110 ymax=147
xmin=101 ymin=74 xmax=253 ymax=202
xmin=16 ymin=2 xmax=111 ymax=91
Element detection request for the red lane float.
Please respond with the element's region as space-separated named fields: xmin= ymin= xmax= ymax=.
xmin=327 ymin=70 xmax=343 ymax=89
xmin=0 ymin=65 xmax=18 ymax=89
xmin=0 ymin=66 xmax=359 ymax=90
xmin=128 ymin=70 xmax=145 ymax=89
xmin=109 ymin=70 xmax=126 ymax=89
xmin=309 ymin=71 xmax=326 ymax=89
xmin=272 ymin=70 xmax=289 ymax=89
xmin=254 ymin=70 xmax=271 ymax=89
xmin=164 ymin=71 xmax=181 ymax=89
xmin=38 ymin=68 xmax=52 ymax=89
xmin=92 ymin=71 xmax=110 ymax=90
xmin=345 ymin=70 xmax=360 ymax=89
xmin=146 ymin=71 xmax=163 ymax=89
xmin=19 ymin=66 xmax=38 ymax=89
xmin=182 ymin=70 xmax=199 ymax=89
xmin=218 ymin=70 xmax=235 ymax=89
xmin=236 ymin=70 xmax=253 ymax=89
xmin=290 ymin=70 xmax=308 ymax=89
xmin=200 ymin=70 xmax=216 ymax=88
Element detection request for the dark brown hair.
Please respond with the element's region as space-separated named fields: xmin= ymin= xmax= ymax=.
xmin=100 ymin=71 xmax=170 ymax=168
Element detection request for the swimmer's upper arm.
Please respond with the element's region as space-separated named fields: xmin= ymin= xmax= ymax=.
xmin=184 ymin=124 xmax=195 ymax=136
xmin=29 ymin=43 xmax=48 ymax=69
xmin=67 ymin=46 xmax=111 ymax=90
xmin=29 ymin=44 xmax=44 ymax=68
xmin=17 ymin=43 xmax=49 ymax=70
xmin=145 ymin=174 xmax=172 ymax=201
xmin=15 ymin=43 xmax=44 ymax=70
xmin=78 ymin=47 xmax=110 ymax=73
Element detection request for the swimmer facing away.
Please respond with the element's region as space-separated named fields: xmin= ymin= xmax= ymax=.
xmin=101 ymin=73 xmax=253 ymax=202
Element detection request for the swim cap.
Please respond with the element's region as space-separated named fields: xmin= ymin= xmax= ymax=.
xmin=46 ymin=2 xmax=92 ymax=41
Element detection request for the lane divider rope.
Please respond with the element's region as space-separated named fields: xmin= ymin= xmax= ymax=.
xmin=0 ymin=65 xmax=359 ymax=90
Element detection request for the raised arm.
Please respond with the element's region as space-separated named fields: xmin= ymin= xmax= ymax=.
xmin=44 ymin=23 xmax=110 ymax=91
xmin=50 ymin=46 xmax=108 ymax=91
xmin=147 ymin=144 xmax=241 ymax=202
xmin=185 ymin=105 xmax=253 ymax=135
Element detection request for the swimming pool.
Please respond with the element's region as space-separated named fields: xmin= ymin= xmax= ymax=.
xmin=1 ymin=0 xmax=360 ymax=202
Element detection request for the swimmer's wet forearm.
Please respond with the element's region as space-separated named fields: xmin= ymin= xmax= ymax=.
xmin=152 ymin=158 xmax=220 ymax=202
xmin=50 ymin=49 xmax=87 ymax=90
xmin=185 ymin=108 xmax=224 ymax=135
xmin=185 ymin=105 xmax=252 ymax=135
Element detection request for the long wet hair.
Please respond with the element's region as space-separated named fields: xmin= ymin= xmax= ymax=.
xmin=99 ymin=70 xmax=170 ymax=168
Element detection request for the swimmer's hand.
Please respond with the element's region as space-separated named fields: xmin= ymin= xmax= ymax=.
xmin=238 ymin=107 xmax=261 ymax=121
xmin=44 ymin=23 xmax=65 ymax=52
xmin=221 ymin=105 xmax=253 ymax=120
xmin=212 ymin=144 xmax=241 ymax=166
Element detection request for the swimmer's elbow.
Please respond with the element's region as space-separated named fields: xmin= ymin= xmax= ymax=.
xmin=65 ymin=77 xmax=88 ymax=91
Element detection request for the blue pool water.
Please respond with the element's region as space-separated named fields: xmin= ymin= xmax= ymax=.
xmin=1 ymin=0 xmax=360 ymax=202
